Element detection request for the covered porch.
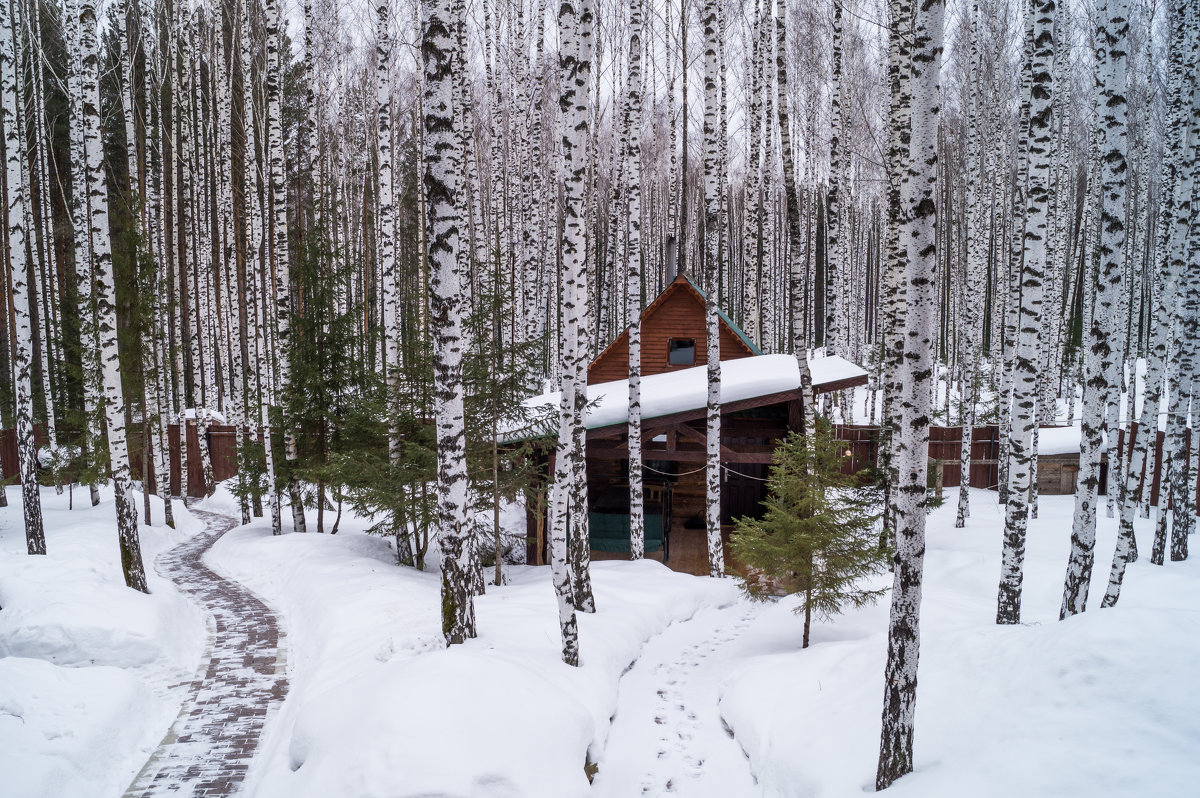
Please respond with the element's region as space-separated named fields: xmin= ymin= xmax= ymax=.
xmin=524 ymin=353 xmax=870 ymax=574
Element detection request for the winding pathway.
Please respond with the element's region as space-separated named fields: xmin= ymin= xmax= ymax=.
xmin=592 ymin=604 xmax=761 ymax=798
xmin=124 ymin=510 xmax=288 ymax=798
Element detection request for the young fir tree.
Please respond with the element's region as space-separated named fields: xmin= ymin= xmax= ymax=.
xmin=730 ymin=427 xmax=888 ymax=649
xmin=462 ymin=262 xmax=548 ymax=585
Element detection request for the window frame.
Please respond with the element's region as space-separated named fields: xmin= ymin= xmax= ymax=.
xmin=667 ymin=337 xmax=696 ymax=366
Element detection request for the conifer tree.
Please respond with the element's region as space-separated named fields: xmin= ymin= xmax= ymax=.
xmin=731 ymin=428 xmax=888 ymax=648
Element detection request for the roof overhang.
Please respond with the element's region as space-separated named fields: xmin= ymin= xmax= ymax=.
xmin=521 ymin=353 xmax=868 ymax=440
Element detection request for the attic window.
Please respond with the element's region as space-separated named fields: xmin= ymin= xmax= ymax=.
xmin=668 ymin=338 xmax=695 ymax=366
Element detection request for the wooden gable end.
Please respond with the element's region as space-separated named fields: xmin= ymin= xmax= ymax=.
xmin=588 ymin=275 xmax=757 ymax=384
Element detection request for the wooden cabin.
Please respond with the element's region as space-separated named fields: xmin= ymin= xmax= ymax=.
xmin=525 ymin=275 xmax=869 ymax=575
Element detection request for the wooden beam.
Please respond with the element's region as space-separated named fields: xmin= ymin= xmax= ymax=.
xmin=670 ymin=421 xmax=738 ymax=460
xmin=588 ymin=448 xmax=777 ymax=464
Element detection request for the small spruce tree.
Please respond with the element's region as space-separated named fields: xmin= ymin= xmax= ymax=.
xmin=730 ymin=424 xmax=890 ymax=647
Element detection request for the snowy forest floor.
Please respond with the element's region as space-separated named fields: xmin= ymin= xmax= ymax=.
xmin=2 ymin=484 xmax=1199 ymax=797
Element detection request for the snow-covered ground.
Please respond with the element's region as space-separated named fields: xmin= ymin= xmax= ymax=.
xmin=199 ymin=491 xmax=742 ymax=798
xmin=203 ymin=487 xmax=1199 ymax=798
xmin=4 ymin=482 xmax=1198 ymax=797
xmin=720 ymin=490 xmax=1200 ymax=798
xmin=0 ymin=485 xmax=207 ymax=798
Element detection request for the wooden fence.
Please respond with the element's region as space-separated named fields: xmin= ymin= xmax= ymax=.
xmin=831 ymin=424 xmax=1002 ymax=490
xmin=3 ymin=421 xmax=1197 ymax=506
xmin=2 ymin=423 xmax=243 ymax=499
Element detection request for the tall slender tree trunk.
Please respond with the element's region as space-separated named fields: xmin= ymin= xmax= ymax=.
xmin=1061 ymin=0 xmax=1131 ymax=618
xmin=79 ymin=0 xmax=149 ymax=592
xmin=423 ymin=0 xmax=477 ymax=645
xmin=626 ymin=0 xmax=646 ymax=561
xmin=876 ymin=0 xmax=944 ymax=787
xmin=566 ymin=0 xmax=596 ymax=614
xmin=997 ymin=0 xmax=1054 ymax=625
xmin=825 ymin=0 xmax=845 ymax=358
xmin=702 ymin=0 xmax=724 ymax=577
xmin=265 ymin=0 xmax=304 ymax=533
xmin=2 ymin=0 xmax=46 ymax=554
xmin=777 ymin=1 xmax=816 ymax=437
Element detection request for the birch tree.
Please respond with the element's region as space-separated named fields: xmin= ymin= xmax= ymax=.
xmin=545 ymin=0 xmax=597 ymax=665
xmin=997 ymin=0 xmax=1054 ymax=626
xmin=702 ymin=0 xmax=724 ymax=577
xmin=825 ymin=0 xmax=846 ymax=358
xmin=777 ymin=1 xmax=816 ymax=434
xmin=2 ymin=0 xmax=45 ymax=554
xmin=423 ymin=0 xmax=477 ymax=644
xmin=1061 ymin=0 xmax=1130 ymax=618
xmin=626 ymin=0 xmax=646 ymax=561
xmin=265 ymin=0 xmax=305 ymax=533
xmin=877 ymin=0 xmax=944 ymax=786
xmin=79 ymin=0 xmax=148 ymax=592
xmin=1155 ymin=12 xmax=1199 ymax=566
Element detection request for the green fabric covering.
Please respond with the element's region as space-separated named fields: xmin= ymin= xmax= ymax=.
xmin=588 ymin=513 xmax=664 ymax=553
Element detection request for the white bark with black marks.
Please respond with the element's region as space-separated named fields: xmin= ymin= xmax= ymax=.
xmin=626 ymin=0 xmax=646 ymax=561
xmin=79 ymin=0 xmax=148 ymax=592
xmin=1061 ymin=0 xmax=1131 ymax=618
xmin=2 ymin=0 xmax=45 ymax=554
xmin=423 ymin=0 xmax=477 ymax=645
xmin=877 ymin=0 xmax=943 ymax=787
xmin=702 ymin=0 xmax=723 ymax=578
xmin=998 ymin=0 xmax=1054 ymax=626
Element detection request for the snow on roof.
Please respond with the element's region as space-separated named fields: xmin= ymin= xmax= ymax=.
xmin=525 ymin=353 xmax=867 ymax=433
xmin=181 ymin=408 xmax=228 ymax=424
xmin=1038 ymin=425 xmax=1082 ymax=456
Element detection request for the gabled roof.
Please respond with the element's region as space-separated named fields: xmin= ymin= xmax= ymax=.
xmin=678 ymin=274 xmax=763 ymax=355
xmin=589 ymin=274 xmax=760 ymax=373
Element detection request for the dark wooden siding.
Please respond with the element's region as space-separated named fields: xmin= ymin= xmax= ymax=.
xmin=588 ymin=277 xmax=755 ymax=384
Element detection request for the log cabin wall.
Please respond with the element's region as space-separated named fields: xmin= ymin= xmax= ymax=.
xmin=588 ymin=275 xmax=757 ymax=384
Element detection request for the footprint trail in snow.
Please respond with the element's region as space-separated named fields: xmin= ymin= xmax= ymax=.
xmin=593 ymin=603 xmax=761 ymax=798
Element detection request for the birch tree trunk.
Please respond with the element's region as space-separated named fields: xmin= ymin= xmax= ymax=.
xmin=66 ymin=0 xmax=102 ymax=508
xmin=546 ymin=0 xmax=594 ymax=665
xmin=625 ymin=0 xmax=646 ymax=561
xmin=1061 ymin=0 xmax=1130 ymax=618
xmin=776 ymin=3 xmax=816 ymax=438
xmin=825 ymin=0 xmax=845 ymax=358
xmin=876 ymin=0 xmax=944 ymax=787
xmin=956 ymin=0 xmax=984 ymax=529
xmin=1158 ymin=20 xmax=1200 ymax=564
xmin=741 ymin=0 xmax=763 ymax=343
xmin=567 ymin=0 xmax=596 ymax=614
xmin=377 ymin=0 xmax=405 ymax=480
xmin=997 ymin=0 xmax=1054 ymax=625
xmin=79 ymin=0 xmax=148 ymax=592
xmin=2 ymin=0 xmax=45 ymax=554
xmin=265 ymin=0 xmax=304 ymax=533
xmin=423 ymin=0 xmax=476 ymax=644
xmin=702 ymin=0 xmax=724 ymax=578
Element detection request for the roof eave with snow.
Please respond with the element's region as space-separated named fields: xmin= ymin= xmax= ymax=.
xmin=523 ymin=353 xmax=868 ymax=436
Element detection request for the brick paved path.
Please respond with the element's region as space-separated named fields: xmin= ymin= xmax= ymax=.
xmin=124 ymin=510 xmax=288 ymax=798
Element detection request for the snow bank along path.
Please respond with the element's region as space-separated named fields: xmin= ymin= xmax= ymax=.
xmin=124 ymin=510 xmax=288 ymax=797
xmin=592 ymin=602 xmax=761 ymax=798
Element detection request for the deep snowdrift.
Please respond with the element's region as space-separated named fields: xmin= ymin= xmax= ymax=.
xmin=204 ymin=509 xmax=741 ymax=798
xmin=5 ymin=481 xmax=1196 ymax=797
xmin=719 ymin=490 xmax=1200 ymax=798
xmin=0 ymin=485 xmax=207 ymax=798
